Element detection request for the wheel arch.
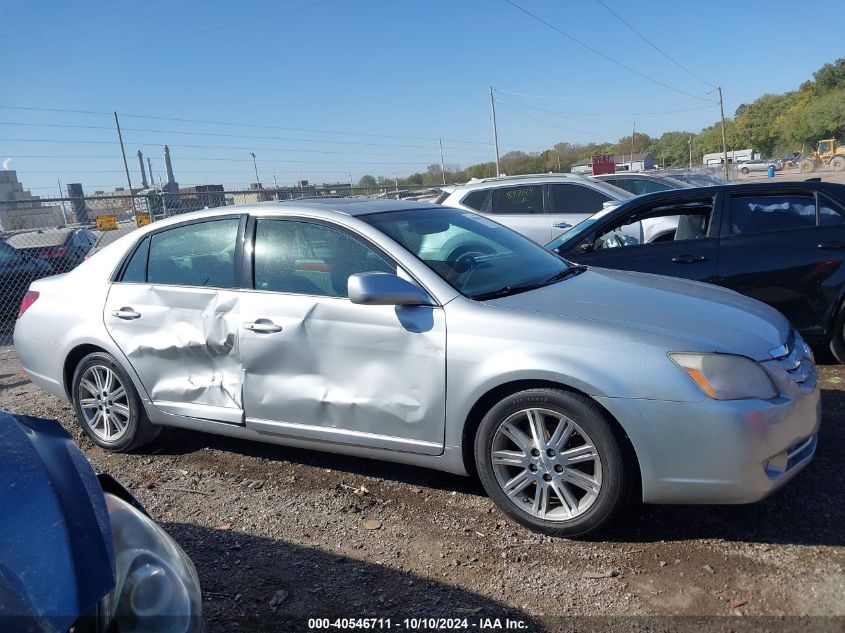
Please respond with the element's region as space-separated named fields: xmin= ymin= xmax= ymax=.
xmin=460 ymin=378 xmax=642 ymax=497
xmin=63 ymin=344 xmax=109 ymax=399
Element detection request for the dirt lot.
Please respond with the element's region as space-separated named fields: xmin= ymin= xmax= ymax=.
xmin=735 ymin=166 xmax=845 ymax=185
xmin=0 ymin=341 xmax=843 ymax=633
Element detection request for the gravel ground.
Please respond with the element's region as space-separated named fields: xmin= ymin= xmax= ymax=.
xmin=1 ymin=341 xmax=843 ymax=633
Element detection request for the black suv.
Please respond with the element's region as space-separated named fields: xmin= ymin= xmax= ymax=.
xmin=548 ymin=180 xmax=845 ymax=361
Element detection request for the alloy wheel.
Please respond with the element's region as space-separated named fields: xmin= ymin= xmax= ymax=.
xmin=78 ymin=364 xmax=131 ymax=443
xmin=491 ymin=408 xmax=603 ymax=521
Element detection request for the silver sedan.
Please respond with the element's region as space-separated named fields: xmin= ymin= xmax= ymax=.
xmin=14 ymin=200 xmax=819 ymax=537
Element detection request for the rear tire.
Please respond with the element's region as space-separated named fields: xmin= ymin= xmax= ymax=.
xmin=800 ymin=160 xmax=815 ymax=173
xmin=71 ymin=352 xmax=159 ymax=452
xmin=474 ymin=388 xmax=631 ymax=538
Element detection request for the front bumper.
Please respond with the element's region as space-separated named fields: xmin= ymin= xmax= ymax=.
xmin=595 ymin=381 xmax=820 ymax=504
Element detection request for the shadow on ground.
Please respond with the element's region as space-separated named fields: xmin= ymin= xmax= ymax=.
xmin=146 ymin=388 xmax=844 ymax=548
xmin=164 ymin=522 xmax=540 ymax=633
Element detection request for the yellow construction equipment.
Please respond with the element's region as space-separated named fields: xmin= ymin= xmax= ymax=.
xmin=799 ymin=139 xmax=845 ymax=173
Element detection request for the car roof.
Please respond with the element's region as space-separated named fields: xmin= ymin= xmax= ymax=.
xmin=448 ymin=173 xmax=595 ymax=190
xmin=5 ymin=227 xmax=76 ymax=249
xmin=607 ymin=180 xmax=845 ymax=206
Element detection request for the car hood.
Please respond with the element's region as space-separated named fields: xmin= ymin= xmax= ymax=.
xmin=487 ymin=267 xmax=789 ymax=361
xmin=0 ymin=413 xmax=114 ymax=632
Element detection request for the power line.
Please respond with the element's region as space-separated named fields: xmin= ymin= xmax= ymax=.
xmin=0 ymin=104 xmax=493 ymax=147
xmin=593 ymin=0 xmax=714 ymax=88
xmin=0 ymin=0 xmax=206 ymax=55
xmin=494 ymin=102 xmax=601 ymax=137
xmin=0 ymin=135 xmax=490 ymax=160
xmin=0 ymin=0 xmax=340 ymax=80
xmin=0 ymin=120 xmax=460 ymax=150
xmin=493 ymin=89 xmax=719 ymax=118
xmin=502 ymin=0 xmax=717 ymax=103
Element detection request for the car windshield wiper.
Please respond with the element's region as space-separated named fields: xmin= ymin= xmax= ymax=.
xmin=471 ymin=265 xmax=587 ymax=301
xmin=542 ymin=265 xmax=586 ymax=285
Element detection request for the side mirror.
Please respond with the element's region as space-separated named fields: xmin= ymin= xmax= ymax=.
xmin=348 ymin=272 xmax=434 ymax=306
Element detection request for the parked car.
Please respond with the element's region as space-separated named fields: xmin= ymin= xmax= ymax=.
xmin=665 ymin=172 xmax=729 ymax=187
xmin=0 ymin=411 xmax=204 ymax=631
xmin=547 ymin=181 xmax=845 ymax=361
xmin=14 ymin=199 xmax=819 ymax=537
xmin=6 ymin=227 xmax=98 ymax=274
xmin=592 ymin=172 xmax=693 ymax=195
xmin=435 ymin=174 xmax=633 ymax=243
xmin=0 ymin=240 xmax=51 ymax=318
xmin=737 ymin=159 xmax=782 ymax=174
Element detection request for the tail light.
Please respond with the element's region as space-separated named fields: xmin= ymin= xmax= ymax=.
xmin=18 ymin=291 xmax=39 ymax=319
xmin=40 ymin=246 xmax=67 ymax=259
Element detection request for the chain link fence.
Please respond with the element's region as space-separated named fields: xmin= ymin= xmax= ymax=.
xmin=0 ymin=185 xmax=439 ymax=327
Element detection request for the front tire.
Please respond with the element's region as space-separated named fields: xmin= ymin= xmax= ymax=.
xmin=741 ymin=167 xmax=749 ymax=174
xmin=71 ymin=352 xmax=159 ymax=451
xmin=474 ymin=388 xmax=631 ymax=538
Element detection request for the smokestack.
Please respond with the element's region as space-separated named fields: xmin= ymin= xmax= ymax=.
xmin=137 ymin=150 xmax=148 ymax=188
xmin=164 ymin=145 xmax=175 ymax=185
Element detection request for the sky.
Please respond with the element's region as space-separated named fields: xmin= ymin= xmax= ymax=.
xmin=2 ymin=0 xmax=842 ymax=194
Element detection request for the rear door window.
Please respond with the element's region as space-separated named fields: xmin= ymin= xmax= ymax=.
xmin=728 ymin=194 xmax=817 ymax=234
xmin=489 ymin=185 xmax=544 ymax=214
xmin=549 ymin=184 xmax=613 ymax=214
xmin=146 ymin=218 xmax=240 ymax=287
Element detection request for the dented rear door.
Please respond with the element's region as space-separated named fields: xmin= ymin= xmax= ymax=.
xmin=104 ymin=216 xmax=245 ymax=424
xmin=238 ymin=217 xmax=447 ymax=455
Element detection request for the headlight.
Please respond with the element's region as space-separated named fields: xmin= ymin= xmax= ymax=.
xmin=99 ymin=493 xmax=205 ymax=633
xmin=670 ymin=352 xmax=778 ymax=400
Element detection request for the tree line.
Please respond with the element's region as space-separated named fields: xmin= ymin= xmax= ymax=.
xmin=359 ymin=59 xmax=845 ymax=189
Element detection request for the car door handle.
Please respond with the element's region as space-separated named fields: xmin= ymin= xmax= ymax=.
xmin=553 ymin=221 xmax=572 ymax=229
xmin=111 ymin=308 xmax=141 ymax=320
xmin=671 ymin=255 xmax=708 ymax=264
xmin=243 ymin=320 xmax=282 ymax=334
xmin=818 ymin=241 xmax=845 ymax=250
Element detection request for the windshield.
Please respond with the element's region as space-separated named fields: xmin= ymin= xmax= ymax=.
xmin=362 ymin=207 xmax=573 ymax=300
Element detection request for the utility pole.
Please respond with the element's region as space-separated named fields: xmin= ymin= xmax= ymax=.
xmin=717 ymin=86 xmax=729 ymax=181
xmin=688 ymin=135 xmax=693 ymax=169
xmin=147 ymin=158 xmax=155 ymax=187
xmin=631 ymin=121 xmax=636 ymax=171
xmin=113 ymin=112 xmax=138 ymax=217
xmin=250 ymin=152 xmax=261 ymax=188
xmin=557 ymin=150 xmax=562 ymax=173
xmin=438 ymin=138 xmax=447 ymax=185
xmin=489 ymin=87 xmax=500 ymax=177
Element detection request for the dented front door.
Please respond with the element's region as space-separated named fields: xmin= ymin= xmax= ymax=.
xmin=237 ymin=217 xmax=446 ymax=455
xmin=239 ymin=294 xmax=446 ymax=454
xmin=104 ymin=284 xmax=244 ymax=424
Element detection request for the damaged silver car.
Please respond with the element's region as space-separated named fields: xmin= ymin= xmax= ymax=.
xmin=14 ymin=200 xmax=820 ymax=537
